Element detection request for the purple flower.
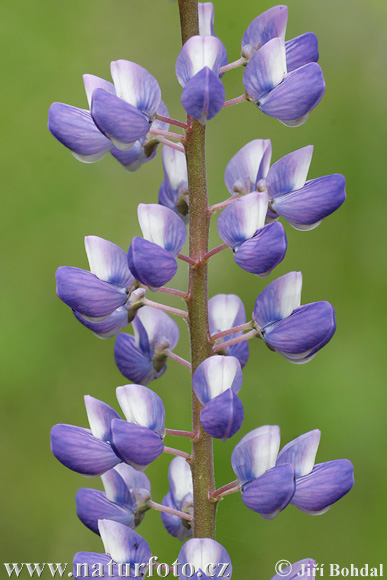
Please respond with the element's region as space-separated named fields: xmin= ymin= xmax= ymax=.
xmin=208 ymin=294 xmax=249 ymax=367
xmin=198 ymin=2 xmax=216 ymax=36
xmin=73 ymin=520 xmax=152 ymax=579
xmin=243 ymin=38 xmax=325 ymax=126
xmin=56 ymin=236 xmax=144 ymax=338
xmin=232 ymin=425 xmax=354 ymax=518
xmin=158 ymin=146 xmax=189 ymax=222
xmin=253 ymin=271 xmax=336 ymax=363
xmin=241 ymin=5 xmax=319 ymax=74
xmin=177 ymin=538 xmax=232 ymax=580
xmin=48 ymin=66 xmax=167 ymax=169
xmin=270 ymin=559 xmax=317 ymax=580
xmin=161 ymin=457 xmax=193 ymax=541
xmin=128 ymin=204 xmax=187 ymax=288
xmin=192 ymin=356 xmax=244 ymax=440
xmin=110 ymin=384 xmax=165 ymax=470
xmin=176 ymin=36 xmax=227 ymax=124
xmin=217 ymin=191 xmax=287 ymax=277
xmin=263 ymin=145 xmax=346 ymax=230
xmin=50 ymin=395 xmax=121 ymax=477
xmin=114 ymin=306 xmax=179 ymax=385
xmin=76 ymin=464 xmax=151 ymax=534
xmin=224 ymin=139 xmax=272 ymax=196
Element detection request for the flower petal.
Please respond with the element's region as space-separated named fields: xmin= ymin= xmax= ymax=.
xmin=99 ymin=519 xmax=152 ymax=567
xmin=176 ymin=36 xmax=226 ymax=86
xmin=110 ymin=60 xmax=161 ymax=118
xmin=265 ymin=301 xmax=336 ymax=356
xmin=266 ymin=146 xmax=314 ymax=198
xmin=134 ymin=305 xmax=180 ymax=352
xmin=228 ymin=341 xmax=250 ymax=368
xmin=55 ymin=266 xmax=128 ymax=319
xmin=91 ymin=89 xmax=150 ymax=150
xmin=253 ymin=271 xmax=303 ymax=329
xmin=181 ymin=67 xmax=225 ymax=124
xmin=74 ymin=306 xmax=131 ymax=339
xmin=224 ymin=139 xmax=272 ymax=195
xmin=114 ymin=463 xmax=151 ymax=494
xmin=83 ymin=74 xmax=116 ymax=108
xmin=50 ymin=424 xmax=119 ymax=476
xmin=259 ymin=63 xmax=325 ymax=122
xmin=231 ymin=425 xmax=281 ymax=485
xmin=116 ymin=384 xmax=165 ymax=435
xmin=76 ymin=488 xmax=134 ymax=534
xmin=241 ymin=5 xmax=288 ymax=59
xmin=234 ymin=222 xmax=287 ymax=277
xmin=168 ymin=456 xmax=193 ymax=507
xmin=84 ymin=395 xmax=121 ymax=441
xmin=200 ymin=389 xmax=244 ymax=441
xmin=198 ymin=3 xmax=215 ymax=36
xmin=241 ymin=463 xmax=295 ymax=518
xmin=73 ymin=553 xmax=116 ymax=579
xmin=128 ymin=237 xmax=178 ymax=288
xmin=272 ymin=174 xmax=346 ymax=228
xmin=111 ymin=419 xmax=164 ymax=470
xmin=208 ymin=294 xmax=247 ymax=335
xmin=243 ymin=38 xmax=287 ymax=103
xmin=101 ymin=468 xmax=134 ymax=504
xmin=162 ymin=146 xmax=188 ymax=196
xmin=161 ymin=492 xmax=192 ymax=541
xmin=277 ymin=430 xmax=321 ymax=477
xmin=114 ymin=333 xmax=154 ymax=385
xmin=193 ymin=355 xmax=243 ymax=404
xmin=85 ymin=236 xmax=134 ymax=288
xmin=291 ymin=459 xmax=354 ymax=513
xmin=137 ymin=204 xmax=187 ymax=256
xmin=111 ymin=140 xmax=157 ymax=172
xmin=285 ymin=33 xmax=319 ymax=73
xmin=178 ymin=538 xmax=232 ymax=580
xmin=48 ymin=103 xmax=111 ymax=158
xmin=217 ymin=192 xmax=268 ymax=248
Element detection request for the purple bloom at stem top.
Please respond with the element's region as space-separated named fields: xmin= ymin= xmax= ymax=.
xmin=128 ymin=204 xmax=187 ymax=288
xmin=158 ymin=146 xmax=189 ymax=222
xmin=177 ymin=538 xmax=232 ymax=580
xmin=231 ymin=425 xmax=354 ymax=519
xmin=161 ymin=456 xmax=193 ymax=541
xmin=253 ymin=271 xmax=336 ymax=363
xmin=114 ymin=306 xmax=179 ymax=385
xmin=73 ymin=520 xmax=152 ymax=579
xmin=56 ymin=236 xmax=145 ymax=338
xmin=217 ymin=191 xmax=287 ymax=277
xmin=192 ymin=356 xmax=244 ymax=441
xmin=243 ymin=37 xmax=325 ymax=126
xmin=208 ymin=294 xmax=249 ymax=367
xmin=241 ymin=5 xmax=319 ymax=74
xmin=50 ymin=395 xmax=121 ymax=477
xmin=76 ymin=464 xmax=151 ymax=534
xmin=48 ymin=62 xmax=168 ymax=170
xmin=176 ymin=34 xmax=227 ymax=124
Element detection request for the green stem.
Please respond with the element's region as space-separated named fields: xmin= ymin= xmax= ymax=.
xmin=178 ymin=0 xmax=217 ymax=540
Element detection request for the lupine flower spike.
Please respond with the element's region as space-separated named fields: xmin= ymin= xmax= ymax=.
xmin=192 ymin=356 xmax=244 ymax=440
xmin=56 ymin=236 xmax=144 ymax=338
xmin=253 ymin=271 xmax=336 ymax=363
xmin=161 ymin=456 xmax=193 ymax=541
xmin=114 ymin=306 xmax=179 ymax=385
xmin=76 ymin=464 xmax=151 ymax=534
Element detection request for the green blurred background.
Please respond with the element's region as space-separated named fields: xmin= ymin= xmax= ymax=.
xmin=2 ymin=0 xmax=387 ymax=576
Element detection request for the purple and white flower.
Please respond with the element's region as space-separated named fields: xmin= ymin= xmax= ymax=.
xmin=158 ymin=146 xmax=189 ymax=222
xmin=177 ymin=538 xmax=232 ymax=580
xmin=128 ymin=204 xmax=187 ymax=288
xmin=73 ymin=520 xmax=152 ymax=579
xmin=243 ymin=37 xmax=325 ymax=126
xmin=56 ymin=236 xmax=144 ymax=338
xmin=50 ymin=395 xmax=121 ymax=477
xmin=224 ymin=139 xmax=272 ymax=196
xmin=209 ymin=294 xmax=249 ymax=367
xmin=114 ymin=306 xmax=179 ymax=385
xmin=232 ymin=425 xmax=354 ymax=518
xmin=193 ymin=356 xmax=244 ymax=440
xmin=217 ymin=191 xmax=287 ymax=276
xmin=253 ymin=271 xmax=336 ymax=363
xmin=176 ymin=35 xmax=227 ymax=124
xmin=76 ymin=464 xmax=151 ymax=534
xmin=161 ymin=456 xmax=193 ymax=541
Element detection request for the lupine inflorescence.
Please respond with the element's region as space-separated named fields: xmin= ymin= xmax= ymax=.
xmin=49 ymin=3 xmax=353 ymax=578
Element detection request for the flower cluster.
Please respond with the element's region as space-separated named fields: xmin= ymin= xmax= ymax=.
xmin=48 ymin=2 xmax=352 ymax=577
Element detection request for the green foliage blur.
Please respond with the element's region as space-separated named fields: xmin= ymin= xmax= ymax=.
xmin=2 ymin=0 xmax=386 ymax=576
